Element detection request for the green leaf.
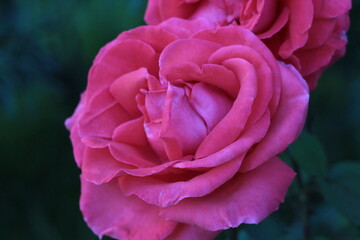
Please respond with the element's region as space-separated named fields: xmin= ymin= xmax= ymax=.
xmin=319 ymin=161 xmax=360 ymax=225
xmin=288 ymin=131 xmax=328 ymax=178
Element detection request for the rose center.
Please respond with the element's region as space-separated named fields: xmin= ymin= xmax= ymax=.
xmin=138 ymin=80 xmax=232 ymax=161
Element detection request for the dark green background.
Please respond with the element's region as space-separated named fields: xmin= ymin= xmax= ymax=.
xmin=1 ymin=0 xmax=359 ymax=239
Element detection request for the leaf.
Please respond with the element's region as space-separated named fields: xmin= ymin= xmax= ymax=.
xmin=288 ymin=131 xmax=328 ymax=178
xmin=319 ymin=161 xmax=360 ymax=225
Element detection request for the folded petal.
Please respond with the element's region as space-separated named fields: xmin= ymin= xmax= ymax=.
xmin=159 ymin=157 xmax=296 ymax=231
xmin=195 ymin=58 xmax=257 ymax=158
xmin=240 ymin=63 xmax=309 ymax=172
xmin=110 ymin=68 xmax=149 ymax=116
xmin=165 ymin=224 xmax=220 ymax=240
xmin=160 ymin=38 xmax=221 ymax=78
xmin=120 ymin=154 xmax=244 ymax=207
xmin=81 ymin=147 xmax=131 ymax=184
xmin=190 ymin=82 xmax=232 ymax=132
xmin=80 ymin=179 xmax=177 ymax=240
xmin=87 ymin=39 xmax=158 ymax=101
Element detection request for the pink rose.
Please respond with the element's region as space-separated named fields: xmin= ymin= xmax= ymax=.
xmin=66 ymin=19 xmax=309 ymax=240
xmin=145 ymin=0 xmax=351 ymax=90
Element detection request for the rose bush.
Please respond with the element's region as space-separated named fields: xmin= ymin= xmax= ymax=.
xmin=145 ymin=0 xmax=351 ymax=90
xmin=66 ymin=18 xmax=309 ymax=240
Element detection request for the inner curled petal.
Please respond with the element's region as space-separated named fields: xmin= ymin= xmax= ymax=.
xmin=139 ymin=80 xmax=232 ymax=162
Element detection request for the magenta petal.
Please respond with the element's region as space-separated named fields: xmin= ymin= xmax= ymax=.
xmin=78 ymin=89 xmax=131 ymax=139
xmin=195 ymin=58 xmax=257 ymax=158
xmin=65 ymin=93 xmax=87 ymax=167
xmin=68 ymin=123 xmax=85 ymax=167
xmin=240 ymin=63 xmax=309 ymax=172
xmin=119 ymin=25 xmax=177 ymax=53
xmin=257 ymin=7 xmax=289 ymax=39
xmin=144 ymin=0 xmax=162 ymax=25
xmin=80 ymin=179 xmax=177 ymax=240
xmin=314 ymin=0 xmax=351 ymax=18
xmin=157 ymin=0 xmax=197 ymax=21
xmin=160 ymin=38 xmax=221 ymax=77
xmin=110 ymin=68 xmax=148 ymax=116
xmin=164 ymin=63 xmax=239 ymax=99
xmin=165 ymin=224 xmax=220 ymax=240
xmin=110 ymin=142 xmax=160 ymax=168
xmin=87 ymin=39 xmax=158 ymax=100
xmin=120 ymin=155 xmax=244 ymax=207
xmin=161 ymin=85 xmax=207 ymax=159
xmin=190 ymin=82 xmax=232 ymax=132
xmin=158 ymin=18 xmax=216 ymax=38
xmin=278 ymin=0 xmax=314 ymax=58
xmin=112 ymin=117 xmax=148 ymax=147
xmin=159 ymin=157 xmax=296 ymax=231
xmin=81 ymin=147 xmax=131 ymax=185
xmin=174 ymin=110 xmax=270 ymax=169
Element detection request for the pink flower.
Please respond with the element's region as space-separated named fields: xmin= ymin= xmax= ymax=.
xmin=145 ymin=0 xmax=351 ymax=90
xmin=66 ymin=19 xmax=309 ymax=240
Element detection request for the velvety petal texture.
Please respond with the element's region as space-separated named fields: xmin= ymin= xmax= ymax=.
xmin=66 ymin=19 xmax=309 ymax=240
xmin=144 ymin=0 xmax=351 ymax=90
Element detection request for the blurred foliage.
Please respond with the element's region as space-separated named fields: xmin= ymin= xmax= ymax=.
xmin=1 ymin=0 xmax=360 ymax=239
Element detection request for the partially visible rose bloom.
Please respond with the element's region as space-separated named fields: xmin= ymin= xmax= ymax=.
xmin=145 ymin=0 xmax=351 ymax=90
xmin=66 ymin=18 xmax=309 ymax=240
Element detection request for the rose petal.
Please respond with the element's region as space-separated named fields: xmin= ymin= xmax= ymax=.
xmin=195 ymin=58 xmax=257 ymax=158
xmin=66 ymin=93 xmax=87 ymax=167
xmin=82 ymin=147 xmax=132 ymax=184
xmin=158 ymin=17 xmax=216 ymax=38
xmin=240 ymin=63 xmax=309 ymax=172
xmin=110 ymin=68 xmax=149 ymax=117
xmin=160 ymin=38 xmax=221 ymax=78
xmin=87 ymin=39 xmax=158 ymax=101
xmin=80 ymin=179 xmax=177 ymax=240
xmin=112 ymin=117 xmax=148 ymax=148
xmin=313 ymin=0 xmax=351 ymax=19
xmin=174 ymin=109 xmax=270 ymax=169
xmin=78 ymin=89 xmax=131 ymax=139
xmin=190 ymin=82 xmax=232 ymax=132
xmin=163 ymin=62 xmax=239 ymax=99
xmin=160 ymin=84 xmax=207 ymax=160
xmin=257 ymin=7 xmax=289 ymax=39
xmin=119 ymin=26 xmax=178 ymax=53
xmin=159 ymin=157 xmax=296 ymax=231
xmin=278 ymin=0 xmax=314 ymax=58
xmin=304 ymin=18 xmax=336 ymax=49
xmin=165 ymin=224 xmax=220 ymax=240
xmin=119 ymin=153 xmax=244 ymax=207
xmin=110 ymin=142 xmax=160 ymax=168
xmin=209 ymin=45 xmax=275 ymax=124
xmin=144 ymin=0 xmax=163 ymax=25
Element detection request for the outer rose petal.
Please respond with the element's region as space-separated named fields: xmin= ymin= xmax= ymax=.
xmin=158 ymin=17 xmax=216 ymax=38
xmin=159 ymin=157 xmax=296 ymax=231
xmin=278 ymin=0 xmax=314 ymax=58
xmin=240 ymin=63 xmax=309 ymax=172
xmin=80 ymin=178 xmax=177 ymax=240
xmin=165 ymin=224 xmax=220 ymax=240
xmin=119 ymin=154 xmax=244 ymax=207
xmin=65 ymin=93 xmax=87 ymax=167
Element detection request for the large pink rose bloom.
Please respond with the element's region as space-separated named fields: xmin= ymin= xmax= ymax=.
xmin=145 ymin=0 xmax=351 ymax=90
xmin=66 ymin=19 xmax=309 ymax=240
